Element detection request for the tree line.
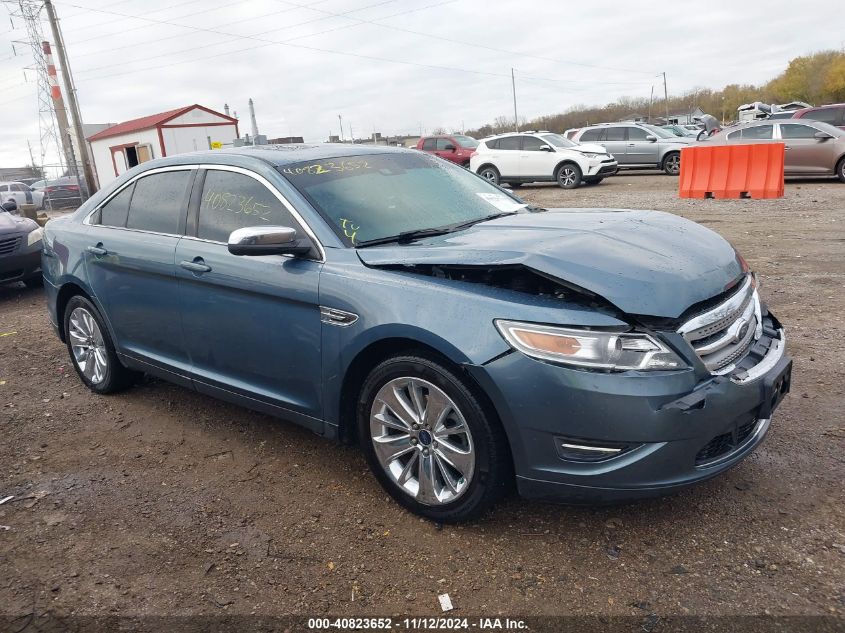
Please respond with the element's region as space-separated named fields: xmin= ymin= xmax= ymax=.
xmin=463 ymin=50 xmax=845 ymax=138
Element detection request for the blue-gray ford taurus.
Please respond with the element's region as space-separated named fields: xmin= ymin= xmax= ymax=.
xmin=41 ymin=144 xmax=792 ymax=522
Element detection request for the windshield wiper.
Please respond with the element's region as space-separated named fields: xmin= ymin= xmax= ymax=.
xmin=355 ymin=210 xmax=523 ymax=248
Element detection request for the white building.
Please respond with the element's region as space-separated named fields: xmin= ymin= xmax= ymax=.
xmin=86 ymin=104 xmax=239 ymax=188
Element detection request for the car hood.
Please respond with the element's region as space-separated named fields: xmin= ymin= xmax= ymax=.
xmin=357 ymin=210 xmax=744 ymax=319
xmin=0 ymin=212 xmax=36 ymax=234
xmin=571 ymin=143 xmax=609 ymax=154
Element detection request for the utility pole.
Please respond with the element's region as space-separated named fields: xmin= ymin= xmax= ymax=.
xmin=41 ymin=41 xmax=75 ymax=179
xmin=648 ymin=85 xmax=654 ymax=123
xmin=511 ymin=68 xmax=519 ymax=132
xmin=662 ymin=72 xmax=669 ymax=124
xmin=44 ymin=0 xmax=96 ymax=195
xmin=338 ymin=114 xmax=344 ymax=142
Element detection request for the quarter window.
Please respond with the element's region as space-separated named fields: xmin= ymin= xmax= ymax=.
xmin=125 ymin=170 xmax=190 ymax=235
xmin=780 ymin=124 xmax=820 ymax=139
xmin=197 ymin=170 xmax=300 ymax=243
xmin=99 ymin=183 xmax=134 ymax=227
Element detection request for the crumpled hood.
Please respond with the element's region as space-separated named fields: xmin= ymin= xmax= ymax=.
xmin=571 ymin=143 xmax=609 ymax=154
xmin=357 ymin=209 xmax=744 ymax=319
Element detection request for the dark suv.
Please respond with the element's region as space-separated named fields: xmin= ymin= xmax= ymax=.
xmin=416 ymin=134 xmax=479 ymax=167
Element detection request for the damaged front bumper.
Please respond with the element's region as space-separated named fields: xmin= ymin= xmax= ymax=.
xmin=466 ymin=312 xmax=791 ymax=504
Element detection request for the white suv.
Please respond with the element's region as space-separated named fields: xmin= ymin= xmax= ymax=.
xmin=469 ymin=131 xmax=618 ymax=189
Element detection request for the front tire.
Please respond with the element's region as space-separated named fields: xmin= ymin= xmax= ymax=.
xmin=663 ymin=152 xmax=681 ymax=175
xmin=478 ymin=166 xmax=500 ymax=185
xmin=357 ymin=354 xmax=510 ymax=522
xmin=556 ymin=163 xmax=582 ymax=189
xmin=63 ymin=295 xmax=137 ymax=394
xmin=836 ymin=157 xmax=845 ymax=183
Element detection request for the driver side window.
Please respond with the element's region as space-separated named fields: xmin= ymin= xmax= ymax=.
xmin=197 ymin=170 xmax=302 ymax=243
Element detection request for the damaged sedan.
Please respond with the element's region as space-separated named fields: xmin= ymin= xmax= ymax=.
xmin=41 ymin=145 xmax=792 ymax=522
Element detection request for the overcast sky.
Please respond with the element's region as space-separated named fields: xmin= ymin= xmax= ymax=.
xmin=1 ymin=0 xmax=843 ymax=171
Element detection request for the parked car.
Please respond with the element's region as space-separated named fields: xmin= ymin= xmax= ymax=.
xmin=705 ymin=120 xmax=845 ymax=181
xmin=0 ymin=199 xmax=43 ymax=288
xmin=42 ymin=145 xmax=791 ymax=521
xmin=42 ymin=176 xmax=87 ymax=209
xmin=662 ymin=124 xmax=699 ymax=138
xmin=0 ymin=181 xmax=45 ymax=210
xmin=470 ymin=131 xmax=618 ymax=188
xmin=415 ymin=134 xmax=479 ymax=167
xmin=572 ymin=123 xmax=694 ymax=175
xmin=782 ymin=103 xmax=845 ymax=130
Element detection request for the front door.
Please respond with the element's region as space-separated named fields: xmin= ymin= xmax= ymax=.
xmin=175 ymin=166 xmax=323 ymax=425
xmin=625 ymin=126 xmax=659 ymax=165
xmin=83 ymin=168 xmax=194 ymax=379
xmin=779 ymin=123 xmax=836 ymax=174
xmin=519 ymin=135 xmax=553 ymax=178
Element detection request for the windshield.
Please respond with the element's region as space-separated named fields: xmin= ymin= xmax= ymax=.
xmin=541 ymin=133 xmax=577 ymax=148
xmin=642 ymin=124 xmax=677 ymax=139
xmin=280 ymin=152 xmax=526 ymax=246
xmin=451 ymin=135 xmax=479 ymax=148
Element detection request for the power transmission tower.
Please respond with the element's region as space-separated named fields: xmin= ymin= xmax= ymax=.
xmin=6 ymin=0 xmax=66 ymax=178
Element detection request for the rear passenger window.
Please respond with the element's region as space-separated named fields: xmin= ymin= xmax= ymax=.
xmin=498 ymin=136 xmax=521 ymax=150
xmin=579 ymin=129 xmax=604 ymax=142
xmin=99 ymin=183 xmax=134 ymax=227
xmin=198 ymin=170 xmax=300 ymax=243
xmin=126 ymin=171 xmax=190 ymax=234
xmin=422 ymin=138 xmax=436 ymax=150
xmin=743 ymin=125 xmax=773 ymax=139
xmin=605 ymin=128 xmax=626 ymax=141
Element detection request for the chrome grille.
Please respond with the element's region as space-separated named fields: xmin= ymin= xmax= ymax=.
xmin=679 ymin=276 xmax=761 ymax=374
xmin=0 ymin=235 xmax=21 ymax=256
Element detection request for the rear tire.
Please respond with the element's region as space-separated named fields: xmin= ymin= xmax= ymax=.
xmin=63 ymin=295 xmax=137 ymax=394
xmin=663 ymin=152 xmax=681 ymax=175
xmin=478 ymin=166 xmax=500 ymax=185
xmin=357 ymin=353 xmax=510 ymax=522
xmin=836 ymin=157 xmax=845 ymax=183
xmin=556 ymin=163 xmax=582 ymax=189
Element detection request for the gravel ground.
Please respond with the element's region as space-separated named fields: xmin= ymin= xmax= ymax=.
xmin=0 ymin=173 xmax=843 ymax=624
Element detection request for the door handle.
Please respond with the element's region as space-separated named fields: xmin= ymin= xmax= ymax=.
xmin=784 ymin=146 xmax=791 ymax=150
xmin=627 ymin=143 xmax=636 ymax=147
xmin=86 ymin=244 xmax=108 ymax=257
xmin=180 ymin=259 xmax=212 ymax=274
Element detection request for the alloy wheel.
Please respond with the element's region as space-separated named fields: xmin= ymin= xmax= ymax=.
xmin=480 ymin=168 xmax=498 ymax=184
xmin=665 ymin=154 xmax=681 ymax=174
xmin=369 ymin=377 xmax=475 ymax=506
xmin=558 ymin=166 xmax=578 ymax=187
xmin=68 ymin=307 xmax=108 ymax=384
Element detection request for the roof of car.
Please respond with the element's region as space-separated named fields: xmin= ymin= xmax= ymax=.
xmin=159 ymin=143 xmax=411 ymax=167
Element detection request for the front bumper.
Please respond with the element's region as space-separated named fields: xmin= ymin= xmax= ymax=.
xmin=0 ymin=247 xmax=41 ymax=284
xmin=467 ymin=316 xmax=791 ymax=503
xmin=586 ymin=159 xmax=619 ymax=177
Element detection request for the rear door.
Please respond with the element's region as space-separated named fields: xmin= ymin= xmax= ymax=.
xmin=601 ymin=127 xmax=628 ymax=164
xmin=495 ymin=135 xmax=522 ymax=177
xmin=626 ymin=126 xmax=659 ymax=165
xmin=83 ymin=167 xmax=194 ymax=380
xmin=779 ymin=123 xmax=836 ymax=174
xmin=175 ymin=166 xmax=324 ymax=425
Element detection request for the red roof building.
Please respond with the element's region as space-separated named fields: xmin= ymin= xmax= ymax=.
xmin=87 ymin=104 xmax=239 ymax=187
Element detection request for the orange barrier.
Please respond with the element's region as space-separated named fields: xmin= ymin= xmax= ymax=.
xmin=678 ymin=143 xmax=785 ymax=199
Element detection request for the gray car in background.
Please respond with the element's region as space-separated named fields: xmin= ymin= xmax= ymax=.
xmin=706 ymin=120 xmax=845 ymax=181
xmin=572 ymin=123 xmax=694 ymax=174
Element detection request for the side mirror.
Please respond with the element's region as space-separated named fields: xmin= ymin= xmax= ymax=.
xmin=1 ymin=199 xmax=17 ymax=212
xmin=444 ymin=144 xmax=456 ymax=151
xmin=539 ymin=144 xmax=553 ymax=152
xmin=645 ymin=135 xmax=657 ymax=142
xmin=228 ymin=226 xmax=312 ymax=257
xmin=814 ymin=131 xmax=833 ymax=140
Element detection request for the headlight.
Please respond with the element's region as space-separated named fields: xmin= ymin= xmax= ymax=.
xmin=495 ymin=320 xmax=686 ymax=371
xmin=581 ymin=152 xmax=602 ymax=159
xmin=27 ymin=227 xmax=43 ymax=247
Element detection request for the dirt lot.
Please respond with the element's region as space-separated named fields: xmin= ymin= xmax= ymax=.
xmin=1 ymin=173 xmax=843 ymax=624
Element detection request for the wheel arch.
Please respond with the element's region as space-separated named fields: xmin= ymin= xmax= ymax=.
xmin=553 ymin=159 xmax=582 ymax=177
xmin=54 ymin=281 xmax=114 ymax=346
xmin=475 ymin=162 xmax=499 ymax=175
